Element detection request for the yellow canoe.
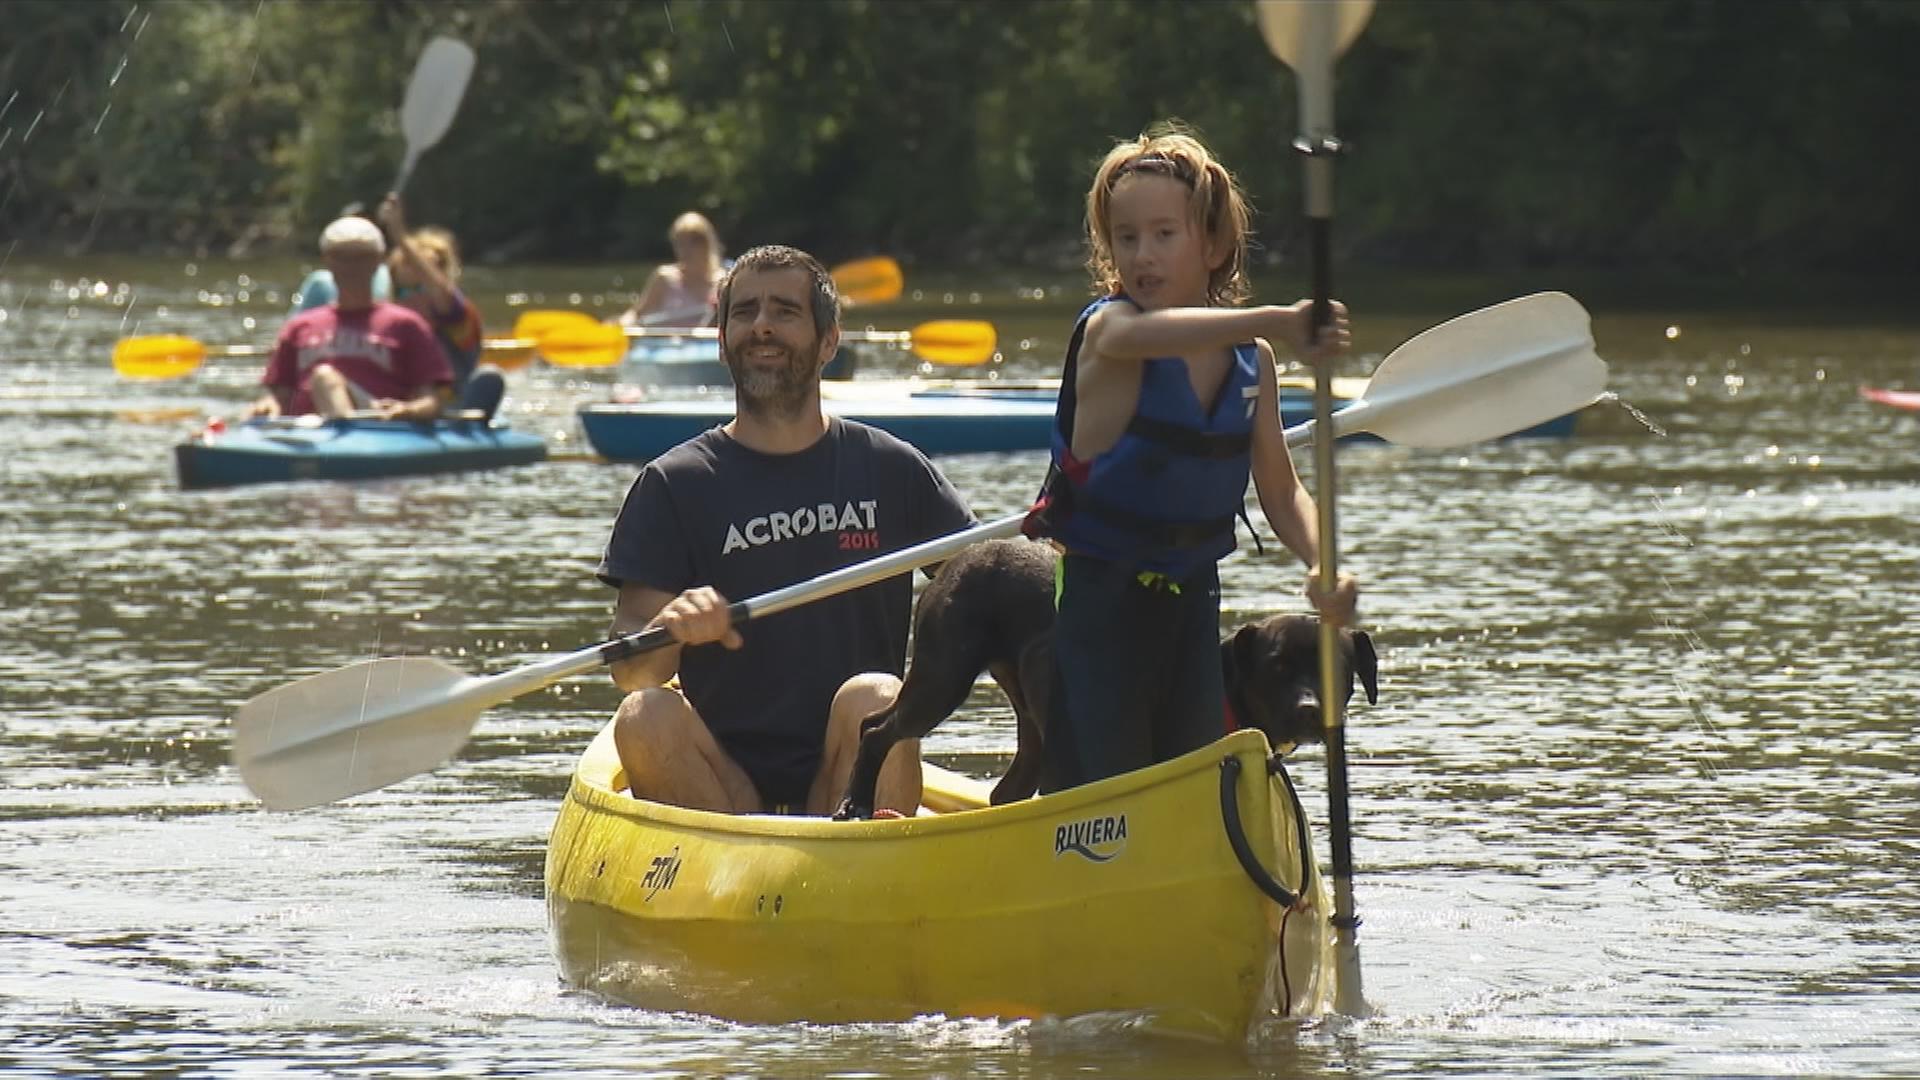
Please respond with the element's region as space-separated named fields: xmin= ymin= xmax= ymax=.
xmin=545 ymin=722 xmax=1336 ymax=1040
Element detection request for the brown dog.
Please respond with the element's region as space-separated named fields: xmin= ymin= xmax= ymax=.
xmin=833 ymin=538 xmax=1378 ymax=821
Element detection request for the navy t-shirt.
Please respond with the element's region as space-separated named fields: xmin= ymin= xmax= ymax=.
xmin=597 ymin=417 xmax=976 ymax=800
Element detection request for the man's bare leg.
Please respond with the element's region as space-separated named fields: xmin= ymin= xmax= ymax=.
xmin=810 ymin=673 xmax=921 ymax=816
xmin=612 ymin=687 xmax=761 ymax=813
xmin=306 ymin=364 xmax=359 ymax=418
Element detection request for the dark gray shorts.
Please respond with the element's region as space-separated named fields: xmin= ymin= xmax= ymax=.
xmin=1043 ymin=554 xmax=1224 ymax=793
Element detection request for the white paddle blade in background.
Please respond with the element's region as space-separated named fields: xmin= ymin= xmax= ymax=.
xmin=393 ymin=36 xmax=476 ymax=194
xmin=1287 ymin=292 xmax=1610 ymax=450
xmin=1255 ymin=0 xmax=1376 ymax=66
xmin=233 ymin=656 xmax=479 ymax=811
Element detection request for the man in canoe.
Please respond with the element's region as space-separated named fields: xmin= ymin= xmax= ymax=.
xmin=248 ymin=216 xmax=451 ymax=422
xmin=598 ymin=244 xmax=976 ymax=816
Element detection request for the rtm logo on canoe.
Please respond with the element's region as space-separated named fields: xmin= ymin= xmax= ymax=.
xmin=642 ymin=846 xmax=681 ymax=902
xmin=1054 ymin=813 xmax=1128 ymax=862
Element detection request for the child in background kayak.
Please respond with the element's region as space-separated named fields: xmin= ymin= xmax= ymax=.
xmin=1023 ymin=122 xmax=1360 ymax=792
xmin=377 ymin=193 xmax=506 ymax=420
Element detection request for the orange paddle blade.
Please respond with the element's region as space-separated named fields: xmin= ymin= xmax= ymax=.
xmin=113 ymin=335 xmax=209 ymax=379
xmin=832 ymin=256 xmax=905 ymax=306
xmin=909 ymin=320 xmax=997 ymax=366
xmin=538 ymin=323 xmax=628 ymax=368
xmin=510 ymin=309 xmax=600 ymax=342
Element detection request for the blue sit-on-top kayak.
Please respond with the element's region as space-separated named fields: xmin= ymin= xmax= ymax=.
xmin=175 ymin=416 xmax=548 ymax=489
xmin=624 ymin=338 xmax=858 ymax=387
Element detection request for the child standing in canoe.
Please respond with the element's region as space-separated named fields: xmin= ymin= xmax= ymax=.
xmin=1025 ymin=123 xmax=1359 ymax=791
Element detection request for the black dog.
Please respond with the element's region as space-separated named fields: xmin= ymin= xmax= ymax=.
xmin=833 ymin=538 xmax=1378 ymax=821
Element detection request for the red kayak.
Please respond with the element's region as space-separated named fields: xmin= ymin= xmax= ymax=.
xmin=1860 ymin=386 xmax=1920 ymax=412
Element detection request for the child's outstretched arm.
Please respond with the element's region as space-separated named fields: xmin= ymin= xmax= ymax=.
xmin=1085 ymin=300 xmax=1335 ymax=362
xmin=1265 ymin=299 xmax=1350 ymax=367
xmin=1249 ymin=341 xmax=1360 ymax=625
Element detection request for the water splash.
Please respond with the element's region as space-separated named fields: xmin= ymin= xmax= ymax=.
xmin=1603 ymin=392 xmax=1668 ymax=437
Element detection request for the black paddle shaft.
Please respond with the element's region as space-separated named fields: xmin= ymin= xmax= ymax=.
xmin=596 ymin=603 xmax=752 ymax=665
xmin=1293 ymin=133 xmax=1345 ymax=334
xmin=590 ymin=512 xmax=1030 ymax=670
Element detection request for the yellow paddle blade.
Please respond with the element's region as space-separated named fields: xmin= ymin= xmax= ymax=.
xmin=113 ymin=335 xmax=209 ymax=379
xmin=538 ymin=323 xmax=628 ymax=368
xmin=481 ymin=337 xmax=537 ymax=372
xmin=510 ymin=309 xmax=599 ymax=342
xmin=909 ymin=320 xmax=997 ymax=366
xmin=833 ymin=256 xmax=904 ymax=306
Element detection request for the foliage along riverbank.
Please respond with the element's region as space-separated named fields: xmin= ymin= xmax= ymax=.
xmin=5 ymin=0 xmax=1919 ymax=277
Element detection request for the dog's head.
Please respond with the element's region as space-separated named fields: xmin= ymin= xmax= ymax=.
xmin=1221 ymin=614 xmax=1378 ymax=750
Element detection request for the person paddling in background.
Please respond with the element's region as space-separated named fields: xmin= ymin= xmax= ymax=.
xmin=249 ymin=216 xmax=451 ymax=421
xmin=598 ymin=245 xmax=976 ymax=817
xmin=376 ymin=192 xmax=506 ymax=420
xmin=1024 ymin=124 xmax=1360 ymax=793
xmin=618 ymin=211 xmax=725 ymax=328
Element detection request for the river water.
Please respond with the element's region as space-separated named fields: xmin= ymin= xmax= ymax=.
xmin=1 ymin=257 xmax=1916 ymax=1078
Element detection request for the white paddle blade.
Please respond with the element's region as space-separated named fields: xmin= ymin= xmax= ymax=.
xmin=232 ymin=656 xmax=479 ymax=811
xmin=401 ymin=37 xmax=475 ymax=151
xmin=1286 ymin=292 xmax=1609 ymax=450
xmin=1256 ymin=0 xmax=1376 ymax=67
xmin=1358 ymin=291 xmax=1606 ymax=447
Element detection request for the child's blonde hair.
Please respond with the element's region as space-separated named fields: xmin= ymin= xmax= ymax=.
xmin=1084 ymin=123 xmax=1252 ymax=306
xmin=393 ymin=227 xmax=462 ymax=282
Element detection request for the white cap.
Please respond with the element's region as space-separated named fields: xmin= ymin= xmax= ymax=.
xmin=319 ymin=216 xmax=386 ymax=254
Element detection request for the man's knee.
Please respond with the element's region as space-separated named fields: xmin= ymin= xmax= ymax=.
xmin=830 ymin=672 xmax=901 ymax=728
xmin=613 ymin=687 xmax=694 ymax=750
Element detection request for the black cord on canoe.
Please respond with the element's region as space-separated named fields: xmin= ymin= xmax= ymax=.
xmin=1218 ymin=755 xmax=1313 ymax=911
xmin=1219 ymin=754 xmax=1317 ymax=1018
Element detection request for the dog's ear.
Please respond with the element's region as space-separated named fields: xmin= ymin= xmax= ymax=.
xmin=1224 ymin=624 xmax=1259 ymax=683
xmin=1350 ymin=629 xmax=1379 ymax=705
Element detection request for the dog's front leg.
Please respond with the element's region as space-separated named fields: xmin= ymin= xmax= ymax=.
xmin=831 ymin=709 xmax=897 ymax=821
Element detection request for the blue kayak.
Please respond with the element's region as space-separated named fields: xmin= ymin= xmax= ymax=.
xmin=579 ymin=376 xmax=1579 ymax=465
xmin=175 ymin=417 xmax=548 ymax=489
xmin=624 ymin=338 xmax=857 ymax=387
xmin=580 ymin=386 xmax=1056 ymax=462
xmin=576 ymin=380 xmax=1358 ymax=464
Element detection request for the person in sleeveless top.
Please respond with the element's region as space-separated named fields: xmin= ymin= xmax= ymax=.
xmin=598 ymin=245 xmax=976 ymax=816
xmin=1024 ymin=123 xmax=1360 ymax=793
xmin=619 ymin=211 xmax=725 ymax=328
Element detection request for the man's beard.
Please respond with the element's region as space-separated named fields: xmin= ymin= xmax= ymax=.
xmin=725 ymin=337 xmax=820 ymax=420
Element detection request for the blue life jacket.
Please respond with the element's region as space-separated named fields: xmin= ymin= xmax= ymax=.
xmin=1025 ymin=296 xmax=1262 ymax=577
